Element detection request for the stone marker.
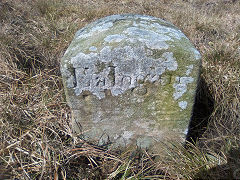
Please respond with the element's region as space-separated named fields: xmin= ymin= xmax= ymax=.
xmin=61 ymin=14 xmax=201 ymax=148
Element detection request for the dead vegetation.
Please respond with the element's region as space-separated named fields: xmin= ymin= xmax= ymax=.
xmin=0 ymin=0 xmax=239 ymax=179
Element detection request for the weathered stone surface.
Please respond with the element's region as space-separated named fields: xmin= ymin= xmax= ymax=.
xmin=61 ymin=14 xmax=201 ymax=148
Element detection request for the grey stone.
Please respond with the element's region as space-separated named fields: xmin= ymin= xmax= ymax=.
xmin=61 ymin=14 xmax=201 ymax=148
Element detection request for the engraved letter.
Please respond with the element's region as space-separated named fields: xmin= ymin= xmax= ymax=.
xmin=107 ymin=65 xmax=116 ymax=87
xmin=83 ymin=67 xmax=91 ymax=87
xmin=92 ymin=74 xmax=106 ymax=87
xmin=122 ymin=76 xmax=131 ymax=89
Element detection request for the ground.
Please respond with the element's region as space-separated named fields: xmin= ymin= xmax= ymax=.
xmin=0 ymin=0 xmax=239 ymax=179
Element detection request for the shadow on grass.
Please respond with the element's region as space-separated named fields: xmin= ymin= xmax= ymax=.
xmin=186 ymin=76 xmax=214 ymax=144
xmin=194 ymin=147 xmax=240 ymax=180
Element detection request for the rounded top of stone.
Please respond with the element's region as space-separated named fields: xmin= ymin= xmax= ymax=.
xmin=74 ymin=14 xmax=177 ymax=37
xmin=63 ymin=14 xmax=201 ymax=60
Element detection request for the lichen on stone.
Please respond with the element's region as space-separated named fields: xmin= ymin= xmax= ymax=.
xmin=173 ymin=76 xmax=194 ymax=100
xmin=69 ymin=46 xmax=179 ymax=99
xmin=60 ymin=14 xmax=201 ymax=148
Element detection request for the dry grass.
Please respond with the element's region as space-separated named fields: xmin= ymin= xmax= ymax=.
xmin=0 ymin=0 xmax=239 ymax=179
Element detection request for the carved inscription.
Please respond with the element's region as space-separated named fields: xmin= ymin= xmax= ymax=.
xmin=72 ymin=48 xmax=178 ymax=99
xmin=75 ymin=64 xmax=155 ymax=97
